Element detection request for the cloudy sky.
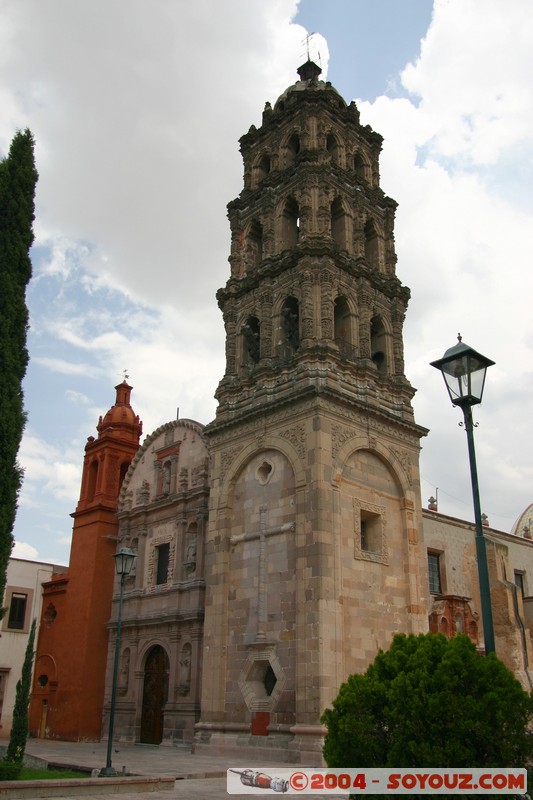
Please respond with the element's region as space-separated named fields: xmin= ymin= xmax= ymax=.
xmin=2 ymin=0 xmax=532 ymax=565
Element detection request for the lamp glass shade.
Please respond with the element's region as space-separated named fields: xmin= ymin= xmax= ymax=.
xmin=114 ymin=547 xmax=137 ymax=576
xmin=430 ymin=340 xmax=494 ymax=407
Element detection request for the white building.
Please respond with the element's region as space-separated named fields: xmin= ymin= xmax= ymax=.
xmin=0 ymin=558 xmax=66 ymax=739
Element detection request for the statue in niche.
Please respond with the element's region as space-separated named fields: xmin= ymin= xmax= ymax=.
xmin=191 ymin=459 xmax=208 ymax=487
xmin=127 ymin=542 xmax=137 ymax=579
xmin=184 ymin=532 xmax=197 ymax=576
xmin=136 ymin=480 xmax=150 ymax=505
xmin=162 ymin=462 xmax=171 ymax=495
xmin=123 ymin=490 xmax=133 ymax=511
xmin=118 ymin=648 xmax=130 ymax=696
xmin=177 ymin=644 xmax=192 ymax=696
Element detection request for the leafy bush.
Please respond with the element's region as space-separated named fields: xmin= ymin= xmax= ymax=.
xmin=0 ymin=760 xmax=22 ymax=781
xmin=321 ymin=633 xmax=533 ymax=798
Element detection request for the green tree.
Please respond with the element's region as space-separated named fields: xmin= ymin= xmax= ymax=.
xmin=0 ymin=129 xmax=38 ymax=613
xmin=6 ymin=618 xmax=36 ymax=764
xmin=322 ymin=633 xmax=533 ymax=797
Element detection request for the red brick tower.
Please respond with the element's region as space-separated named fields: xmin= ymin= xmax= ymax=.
xmin=29 ymin=382 xmax=142 ymax=740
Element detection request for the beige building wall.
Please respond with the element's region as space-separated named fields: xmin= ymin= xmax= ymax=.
xmin=0 ymin=558 xmax=66 ymax=739
xmin=423 ymin=508 xmax=533 ymax=687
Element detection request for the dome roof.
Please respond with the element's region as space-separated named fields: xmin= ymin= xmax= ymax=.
xmin=97 ymin=381 xmax=142 ymax=441
xmin=511 ymin=502 xmax=533 ymax=539
xmin=274 ymin=59 xmax=345 ymax=112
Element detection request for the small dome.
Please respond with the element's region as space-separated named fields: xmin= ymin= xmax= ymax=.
xmin=97 ymin=381 xmax=143 ymax=441
xmin=274 ymin=59 xmax=344 ymax=112
xmin=511 ymin=503 xmax=533 ymax=539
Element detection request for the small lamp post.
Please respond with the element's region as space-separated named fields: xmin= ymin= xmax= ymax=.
xmin=430 ymin=335 xmax=495 ymax=655
xmin=100 ymin=546 xmax=137 ymax=777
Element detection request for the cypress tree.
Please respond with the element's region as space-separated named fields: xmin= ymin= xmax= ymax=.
xmin=0 ymin=130 xmax=38 ymax=613
xmin=5 ymin=618 xmax=36 ymax=764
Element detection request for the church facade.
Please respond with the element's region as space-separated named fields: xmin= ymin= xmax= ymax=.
xmin=29 ymin=61 xmax=533 ymax=761
xmin=101 ymin=418 xmax=209 ymax=746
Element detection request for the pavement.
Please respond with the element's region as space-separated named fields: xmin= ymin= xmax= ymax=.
xmin=22 ymin=739 xmax=349 ymax=800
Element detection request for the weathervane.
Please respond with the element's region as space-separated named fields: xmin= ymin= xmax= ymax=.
xmin=303 ymin=32 xmax=315 ymax=61
xmin=122 ymin=369 xmax=129 ymax=382
xmin=301 ymin=32 xmax=321 ymax=66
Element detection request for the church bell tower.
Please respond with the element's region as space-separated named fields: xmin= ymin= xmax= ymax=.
xmin=197 ymin=61 xmax=429 ymax=763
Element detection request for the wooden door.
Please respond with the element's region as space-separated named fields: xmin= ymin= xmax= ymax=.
xmin=140 ymin=646 xmax=169 ymax=744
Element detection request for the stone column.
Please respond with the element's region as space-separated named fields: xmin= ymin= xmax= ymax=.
xmin=173 ymin=517 xmax=187 ymax=583
xmin=320 ymin=270 xmax=333 ymax=341
xmin=224 ymin=308 xmax=238 ymax=376
xmin=260 ymin=290 xmax=273 ymax=359
xmin=195 ymin=509 xmax=208 ymax=578
xmin=133 ymin=525 xmax=147 ymax=591
xmin=301 ymin=270 xmax=314 ymax=343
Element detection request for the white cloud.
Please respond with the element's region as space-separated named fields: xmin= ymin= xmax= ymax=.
xmin=11 ymin=541 xmax=39 ymax=560
xmin=4 ymin=0 xmax=533 ymax=564
xmin=18 ymin=433 xmax=82 ymax=504
xmin=1 ymin=0 xmax=319 ymax=312
xmin=65 ymin=390 xmax=91 ymax=405
xmin=401 ymin=0 xmax=533 ymax=164
xmin=33 ymin=357 xmax=103 ymax=378
xmin=357 ymin=0 xmax=533 ymax=531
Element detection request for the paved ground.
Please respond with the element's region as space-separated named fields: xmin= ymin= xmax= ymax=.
xmin=23 ymin=739 xmax=349 ymax=800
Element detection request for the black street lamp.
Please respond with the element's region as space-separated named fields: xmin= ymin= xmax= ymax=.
xmin=430 ymin=335 xmax=495 ymax=655
xmin=100 ymin=546 xmax=137 ymax=777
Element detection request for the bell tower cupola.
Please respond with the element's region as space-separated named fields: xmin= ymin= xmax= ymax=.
xmin=214 ymin=59 xmax=414 ymax=425
xmin=78 ymin=380 xmax=142 ymax=510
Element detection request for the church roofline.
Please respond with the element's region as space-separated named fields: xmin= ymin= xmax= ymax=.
xmin=118 ymin=417 xmax=207 ymax=508
xmin=422 ymin=506 xmax=531 ymax=544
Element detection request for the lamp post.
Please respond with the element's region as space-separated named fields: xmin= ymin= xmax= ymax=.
xmin=430 ymin=335 xmax=495 ymax=655
xmin=100 ymin=546 xmax=137 ymax=777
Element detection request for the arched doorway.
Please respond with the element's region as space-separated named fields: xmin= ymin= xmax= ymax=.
xmin=140 ymin=645 xmax=169 ymax=744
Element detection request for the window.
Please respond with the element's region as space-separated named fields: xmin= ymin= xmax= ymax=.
xmin=428 ymin=553 xmax=442 ymax=595
xmin=353 ymin=151 xmax=368 ymax=182
xmin=326 ymin=133 xmax=340 ymax=164
xmin=515 ymin=571 xmax=525 ymax=596
xmin=87 ymin=459 xmax=98 ymax=501
xmin=119 ymin=461 xmax=130 ymax=489
xmin=242 ymin=316 xmax=261 ymax=365
xmin=7 ymin=593 xmax=28 ymax=630
xmin=280 ymin=297 xmax=300 ymax=352
xmin=156 ymin=543 xmax=170 ymax=585
xmin=263 ymin=664 xmax=277 ymax=696
xmin=281 ymin=196 xmax=299 ymax=249
xmin=331 ymin=197 xmax=347 ymax=249
xmin=353 ymin=499 xmax=387 ymax=564
xmin=334 ymin=296 xmax=355 ymax=357
xmin=364 ymin=218 xmax=379 ymax=268
xmin=370 ymin=315 xmax=387 ymax=374
xmin=252 ymin=154 xmax=271 ymax=187
xmin=360 ymin=510 xmax=381 ymax=553
xmin=246 ymin=219 xmax=263 ymax=271
xmin=286 ymin=133 xmax=300 ymax=166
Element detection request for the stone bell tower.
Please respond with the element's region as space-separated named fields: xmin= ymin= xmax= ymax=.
xmin=196 ymin=61 xmax=429 ymax=763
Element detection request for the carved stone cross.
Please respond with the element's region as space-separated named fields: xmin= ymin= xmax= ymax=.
xmin=230 ymin=505 xmax=294 ymax=642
